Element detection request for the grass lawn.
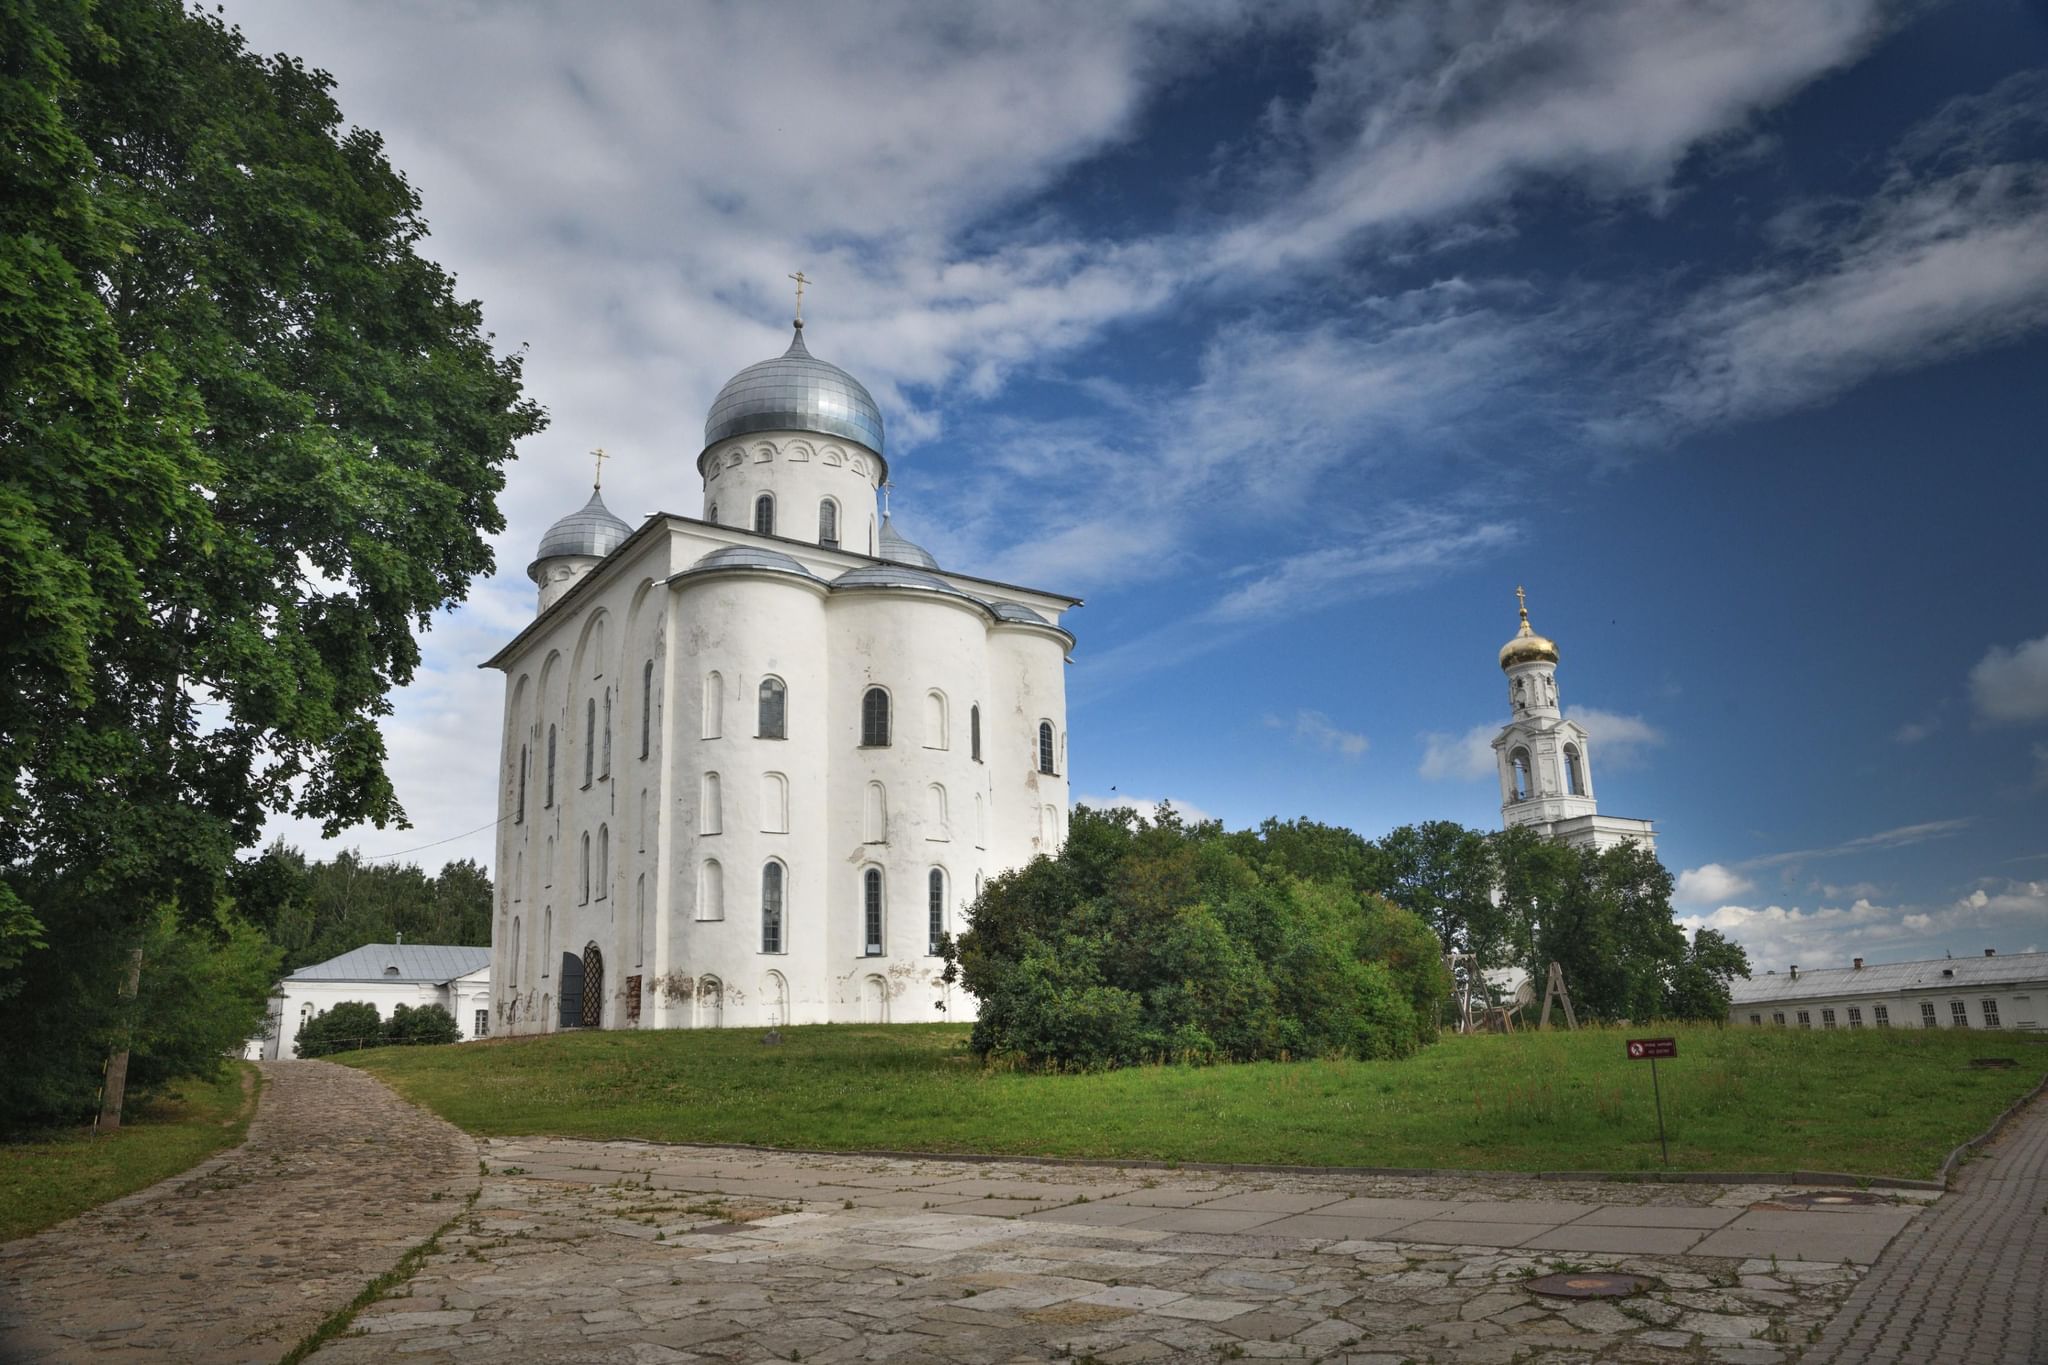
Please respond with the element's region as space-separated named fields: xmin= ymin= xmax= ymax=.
xmin=342 ymin=1023 xmax=2046 ymax=1181
xmin=0 ymin=1065 xmax=261 ymax=1243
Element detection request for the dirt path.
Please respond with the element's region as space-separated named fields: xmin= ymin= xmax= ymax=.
xmin=0 ymin=1060 xmax=478 ymax=1364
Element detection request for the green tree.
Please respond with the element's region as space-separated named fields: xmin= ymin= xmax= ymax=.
xmin=1375 ymin=821 xmax=1506 ymax=969
xmin=0 ymin=0 xmax=543 ymax=1125
xmin=1528 ymin=840 xmax=1688 ymax=1022
xmin=1664 ymin=927 xmax=1752 ymax=1020
xmin=384 ymin=1002 xmax=459 ymax=1048
xmin=951 ymin=806 xmax=1448 ymax=1067
xmin=294 ymin=1001 xmax=383 ymax=1059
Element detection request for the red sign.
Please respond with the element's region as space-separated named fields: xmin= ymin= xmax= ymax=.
xmin=1627 ymin=1037 xmax=1677 ymax=1060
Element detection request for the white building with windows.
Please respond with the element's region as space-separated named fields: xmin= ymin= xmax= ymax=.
xmin=1728 ymin=950 xmax=2047 ymax=1032
xmin=1492 ymin=590 xmax=1656 ymax=853
xmin=485 ymin=318 xmax=1076 ymax=1034
xmin=246 ymin=943 xmax=492 ymax=1060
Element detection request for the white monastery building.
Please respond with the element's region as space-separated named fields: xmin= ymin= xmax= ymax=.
xmin=485 ymin=314 xmax=1076 ymax=1034
xmin=1728 ymin=949 xmax=2046 ymax=1031
xmin=248 ymin=943 xmax=492 ymax=1060
xmin=1492 ymin=590 xmax=1655 ymax=853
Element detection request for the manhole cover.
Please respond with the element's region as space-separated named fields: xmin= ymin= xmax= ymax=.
xmin=1777 ymin=1191 xmax=1888 ymax=1207
xmin=1525 ymin=1272 xmax=1656 ymax=1299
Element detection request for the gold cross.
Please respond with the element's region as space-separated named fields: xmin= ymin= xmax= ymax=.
xmin=591 ymin=446 xmax=609 ymax=490
xmin=788 ymin=270 xmax=811 ymax=323
xmin=1516 ymin=584 xmax=1527 ymax=616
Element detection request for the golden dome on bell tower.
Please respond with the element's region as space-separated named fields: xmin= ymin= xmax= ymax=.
xmin=1498 ymin=585 xmax=1559 ymax=670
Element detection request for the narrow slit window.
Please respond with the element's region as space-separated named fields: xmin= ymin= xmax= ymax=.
xmin=601 ymin=689 xmax=612 ymax=778
xmin=863 ymin=868 xmax=884 ymax=956
xmin=861 ymin=688 xmax=890 ymax=746
xmin=970 ymin=705 xmax=981 ymax=762
xmin=759 ymin=677 xmax=787 ymax=739
xmin=761 ymin=862 xmax=784 ymax=954
xmin=928 ymin=868 xmax=945 ymax=956
xmin=818 ymin=498 xmax=839 ymax=549
xmin=584 ymin=698 xmax=596 ymax=787
xmin=516 ymin=744 xmax=528 ymax=822
xmin=753 ymin=493 xmax=775 ymax=536
xmin=640 ymin=660 xmax=654 ymax=758
xmin=1037 ymin=722 xmax=1056 ymax=775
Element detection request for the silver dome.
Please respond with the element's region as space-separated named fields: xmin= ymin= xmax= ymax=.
xmin=877 ymin=515 xmax=939 ymax=570
xmin=534 ymin=487 xmax=632 ymax=563
xmin=688 ymin=545 xmax=819 ymax=578
xmin=985 ymin=599 xmax=1049 ymax=625
xmin=703 ymin=327 xmax=884 ymax=454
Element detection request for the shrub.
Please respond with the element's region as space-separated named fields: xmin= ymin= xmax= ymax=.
xmin=295 ymin=1001 xmax=382 ymax=1058
xmin=951 ymin=806 xmax=1450 ymax=1068
xmin=384 ymin=1003 xmax=459 ymax=1048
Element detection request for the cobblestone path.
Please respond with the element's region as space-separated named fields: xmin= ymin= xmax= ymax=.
xmin=298 ymin=1135 xmax=1935 ymax=1363
xmin=1803 ymin=1089 xmax=2048 ymax=1365
xmin=0 ymin=1061 xmax=479 ymax=1364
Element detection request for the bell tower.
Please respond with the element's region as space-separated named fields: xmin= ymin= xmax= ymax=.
xmin=1490 ymin=588 xmax=1655 ymax=853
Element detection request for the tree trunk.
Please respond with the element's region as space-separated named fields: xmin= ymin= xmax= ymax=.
xmin=97 ymin=945 xmax=146 ymax=1132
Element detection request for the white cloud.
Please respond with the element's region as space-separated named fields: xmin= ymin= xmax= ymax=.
xmin=1739 ymin=817 xmax=1972 ymax=871
xmin=1562 ymin=705 xmax=1664 ymax=770
xmin=1969 ymin=631 xmax=2048 ymax=724
xmin=1419 ymin=723 xmax=1499 ymax=782
xmin=1674 ymin=862 xmax=1754 ymax=907
xmin=1072 ymin=794 xmax=1217 ymax=825
xmin=1640 ymin=71 xmax=2048 ymax=435
xmin=1267 ymin=709 xmax=1369 ymax=759
xmin=1893 ymin=716 xmax=1940 ymax=744
xmin=1684 ymin=879 xmax=2048 ymax=973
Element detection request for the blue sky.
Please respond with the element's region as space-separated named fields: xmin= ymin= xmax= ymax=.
xmin=226 ymin=0 xmax=2048 ymax=975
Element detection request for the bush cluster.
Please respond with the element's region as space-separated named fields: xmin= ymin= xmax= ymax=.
xmin=949 ymin=806 xmax=1450 ymax=1068
xmin=294 ymin=1001 xmax=459 ymax=1058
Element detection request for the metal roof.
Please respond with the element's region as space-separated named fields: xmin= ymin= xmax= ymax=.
xmin=877 ymin=515 xmax=940 ymax=570
xmin=984 ymin=599 xmax=1049 ymax=624
xmin=1730 ymin=951 xmax=2048 ymax=1005
xmin=533 ymin=487 xmax=632 ymax=564
xmin=285 ymin=944 xmax=491 ymax=984
xmin=686 ymin=545 xmax=820 ymax=578
xmin=702 ymin=327 xmax=884 ymax=454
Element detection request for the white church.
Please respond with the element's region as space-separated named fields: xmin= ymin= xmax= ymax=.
xmin=485 ymin=314 xmax=1075 ymax=1035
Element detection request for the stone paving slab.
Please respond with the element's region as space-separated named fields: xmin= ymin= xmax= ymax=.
xmin=0 ymin=1061 xmax=480 ymax=1364
xmin=291 ymin=1131 xmax=1945 ymax=1362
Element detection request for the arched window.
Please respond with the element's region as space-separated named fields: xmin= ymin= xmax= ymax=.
xmin=516 ymin=744 xmax=528 ymax=823
xmin=702 ymin=671 xmax=722 ymax=738
xmin=590 ymin=620 xmax=605 ymax=676
xmin=864 ymin=781 xmax=888 ymax=844
xmin=975 ymin=792 xmax=986 ymax=849
xmin=601 ymin=689 xmax=612 ymax=777
xmin=861 ymin=687 xmax=890 ymax=746
xmin=926 ymin=783 xmax=948 ymax=840
xmin=509 ymin=916 xmax=521 ymax=988
xmin=1038 ymin=722 xmax=1056 ymax=775
xmin=545 ymin=725 xmax=557 ymax=806
xmin=818 ymin=498 xmax=839 ymax=549
xmin=700 ymin=771 xmax=722 ymax=834
xmin=761 ymin=772 xmax=789 ymax=833
xmin=543 ymin=908 xmax=552 ymax=974
xmin=761 ymin=861 xmax=785 ymax=954
xmin=1564 ymin=744 xmax=1585 ymax=796
xmin=583 ymin=698 xmax=597 ymax=787
xmin=970 ymin=705 xmax=981 ymax=762
xmin=640 ymin=660 xmax=654 ymax=758
xmin=544 ymin=835 xmax=554 ymax=887
xmin=595 ymin=823 xmax=608 ymax=898
xmin=753 ymin=493 xmax=775 ymax=536
xmin=758 ymin=677 xmax=787 ymax=739
xmin=634 ymin=874 xmax=646 ymax=967
xmin=925 ymin=691 xmax=947 ymax=749
xmin=579 ymin=832 xmax=591 ymax=904
xmin=927 ymin=868 xmax=946 ymax=956
xmin=638 ymin=788 xmax=649 ymax=851
xmin=1511 ymin=748 xmax=1532 ymax=801
xmin=698 ymin=859 xmax=724 ymax=921
xmin=706 ymin=500 xmax=718 ymax=524
xmin=862 ymin=868 xmax=884 ymax=956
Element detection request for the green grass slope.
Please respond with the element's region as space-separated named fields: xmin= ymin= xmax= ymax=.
xmin=342 ymin=1023 xmax=2045 ymax=1180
